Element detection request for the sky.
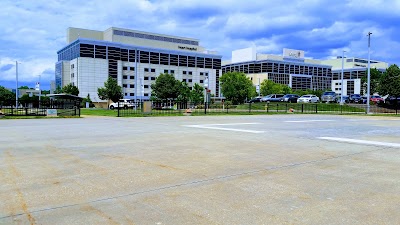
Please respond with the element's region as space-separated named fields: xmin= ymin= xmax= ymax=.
xmin=1 ymin=0 xmax=399 ymax=90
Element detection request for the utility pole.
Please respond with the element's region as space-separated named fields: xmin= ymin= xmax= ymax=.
xmin=367 ymin=32 xmax=372 ymax=114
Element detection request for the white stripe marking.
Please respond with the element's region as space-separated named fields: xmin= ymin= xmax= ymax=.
xmin=318 ymin=137 xmax=400 ymax=148
xmin=183 ymin=123 xmax=264 ymax=134
xmin=285 ymin=120 xmax=334 ymax=123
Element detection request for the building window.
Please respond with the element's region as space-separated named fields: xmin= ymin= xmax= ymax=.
xmin=130 ymin=93 xmax=135 ymax=96
xmin=183 ymin=71 xmax=187 ymax=75
xmin=151 ymin=77 xmax=156 ymax=80
xmin=151 ymin=68 xmax=156 ymax=73
xmin=123 ymin=84 xmax=127 ymax=88
xmin=130 ymin=84 xmax=135 ymax=88
xmin=200 ymin=80 xmax=204 ymax=83
xmin=200 ymin=72 xmax=203 ymax=76
xmin=188 ymin=71 xmax=192 ymax=75
xmin=130 ymin=76 xmax=135 ymax=79
xmin=123 ymin=66 xmax=128 ymax=70
xmin=144 ymin=93 xmax=149 ymax=96
xmin=170 ymin=70 xmax=175 ymax=74
xmin=188 ymin=79 xmax=192 ymax=82
xmin=71 ymin=73 xmax=74 ymax=78
xmin=71 ymin=64 xmax=74 ymax=69
xmin=144 ymin=77 xmax=149 ymax=80
xmin=130 ymin=67 xmax=135 ymax=71
xmin=125 ymin=93 xmax=128 ymax=96
xmin=144 ymin=85 xmax=149 ymax=88
xmin=164 ymin=69 xmax=168 ymax=73
xmin=183 ymin=79 xmax=187 ymax=82
xmin=144 ymin=68 xmax=149 ymax=72
xmin=123 ymin=75 xmax=127 ymax=79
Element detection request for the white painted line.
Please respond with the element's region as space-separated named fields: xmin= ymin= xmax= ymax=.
xmin=318 ymin=137 xmax=400 ymax=148
xmin=190 ymin=123 xmax=262 ymax=126
xmin=183 ymin=123 xmax=265 ymax=134
xmin=284 ymin=120 xmax=334 ymax=123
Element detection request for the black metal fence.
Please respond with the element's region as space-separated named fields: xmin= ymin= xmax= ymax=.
xmin=116 ymin=100 xmax=399 ymax=117
xmin=0 ymin=99 xmax=81 ymax=117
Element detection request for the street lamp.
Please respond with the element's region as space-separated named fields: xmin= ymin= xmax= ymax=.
xmin=15 ymin=61 xmax=21 ymax=109
xmin=367 ymin=32 xmax=372 ymax=114
xmin=340 ymin=50 xmax=346 ymax=105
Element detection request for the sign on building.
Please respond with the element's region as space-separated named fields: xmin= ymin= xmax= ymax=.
xmin=283 ymin=48 xmax=305 ymax=59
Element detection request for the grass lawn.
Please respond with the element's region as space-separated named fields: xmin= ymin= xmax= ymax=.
xmin=80 ymin=108 xmax=118 ymax=116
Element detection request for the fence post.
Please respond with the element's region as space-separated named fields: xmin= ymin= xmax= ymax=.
xmin=249 ymin=102 xmax=251 ymax=113
xmin=340 ymin=104 xmax=343 ymax=114
xmin=315 ymin=104 xmax=318 ymax=114
xmin=301 ymin=104 xmax=304 ymax=113
xmin=396 ymin=96 xmax=398 ymax=115
xmin=204 ymin=102 xmax=207 ymax=114
xmin=117 ymin=101 xmax=120 ymax=117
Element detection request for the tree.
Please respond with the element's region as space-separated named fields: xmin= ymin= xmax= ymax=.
xmin=98 ymin=76 xmax=123 ymax=104
xmin=19 ymin=86 xmax=31 ymax=89
xmin=220 ymin=72 xmax=256 ymax=104
xmin=177 ymin=81 xmax=191 ymax=102
xmin=260 ymin=80 xmax=292 ymax=96
xmin=190 ymin=83 xmax=204 ymax=104
xmin=54 ymin=85 xmax=63 ymax=94
xmin=150 ymin=73 xmax=181 ymax=100
xmin=379 ymin=64 xmax=400 ymax=96
xmin=62 ymin=83 xmax=80 ymax=96
xmin=361 ymin=68 xmax=381 ymax=95
xmin=81 ymin=93 xmax=94 ymax=108
xmin=0 ymin=86 xmax=15 ymax=102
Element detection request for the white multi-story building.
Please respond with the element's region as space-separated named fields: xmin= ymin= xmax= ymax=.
xmin=222 ymin=47 xmax=389 ymax=96
xmin=321 ymin=57 xmax=388 ymax=96
xmin=56 ymin=27 xmax=222 ymax=102
xmin=222 ymin=47 xmax=333 ymax=91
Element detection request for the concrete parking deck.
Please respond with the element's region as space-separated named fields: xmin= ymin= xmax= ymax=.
xmin=1 ymin=115 xmax=400 ymax=224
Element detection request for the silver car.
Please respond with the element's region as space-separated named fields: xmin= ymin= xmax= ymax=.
xmin=297 ymin=95 xmax=320 ymax=103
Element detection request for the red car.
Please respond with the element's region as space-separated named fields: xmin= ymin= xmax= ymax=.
xmin=370 ymin=95 xmax=384 ymax=103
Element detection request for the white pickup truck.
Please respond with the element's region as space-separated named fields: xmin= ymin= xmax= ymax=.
xmin=109 ymin=99 xmax=135 ymax=109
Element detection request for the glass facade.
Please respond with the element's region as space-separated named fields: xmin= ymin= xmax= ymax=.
xmin=55 ymin=61 xmax=62 ymax=88
xmin=222 ymin=61 xmax=332 ymax=91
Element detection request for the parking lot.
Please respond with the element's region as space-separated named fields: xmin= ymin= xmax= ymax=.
xmin=1 ymin=115 xmax=400 ymax=224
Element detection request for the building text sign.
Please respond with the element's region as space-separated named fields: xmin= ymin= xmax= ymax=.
xmin=178 ymin=46 xmax=197 ymax=51
xmin=283 ymin=48 xmax=305 ymax=59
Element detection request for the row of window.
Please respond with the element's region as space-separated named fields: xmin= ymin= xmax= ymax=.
xmin=123 ymin=67 xmax=135 ymax=71
xmin=222 ymin=62 xmax=332 ymax=77
xmin=113 ymin=30 xmax=199 ymax=46
xmin=144 ymin=68 xmax=156 ymax=73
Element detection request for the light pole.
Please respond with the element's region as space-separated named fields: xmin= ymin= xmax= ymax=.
xmin=15 ymin=61 xmax=19 ymax=109
xmin=367 ymin=32 xmax=372 ymax=114
xmin=340 ymin=50 xmax=346 ymax=105
xmin=38 ymin=75 xmax=41 ymax=108
xmin=204 ymin=74 xmax=209 ymax=106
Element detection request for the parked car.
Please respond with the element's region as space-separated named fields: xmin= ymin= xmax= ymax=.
xmin=109 ymin=99 xmax=135 ymax=109
xmin=361 ymin=96 xmax=368 ymax=104
xmin=321 ymin=91 xmax=337 ymax=103
xmin=297 ymin=95 xmax=320 ymax=103
xmin=385 ymin=96 xmax=400 ymax=105
xmin=349 ymin=94 xmax=362 ymax=103
xmin=335 ymin=95 xmax=349 ymax=104
xmin=261 ymin=94 xmax=284 ymax=102
xmin=248 ymin=96 xmax=263 ymax=103
xmin=281 ymin=94 xmax=300 ymax=103
xmin=370 ymin=95 xmax=384 ymax=104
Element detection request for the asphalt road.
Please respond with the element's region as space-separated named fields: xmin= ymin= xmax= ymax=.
xmin=1 ymin=115 xmax=400 ymax=224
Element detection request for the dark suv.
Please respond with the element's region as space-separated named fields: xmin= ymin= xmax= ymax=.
xmin=281 ymin=94 xmax=300 ymax=103
xmin=349 ymin=94 xmax=362 ymax=103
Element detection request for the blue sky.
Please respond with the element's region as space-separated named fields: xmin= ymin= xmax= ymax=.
xmin=1 ymin=0 xmax=399 ymax=90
